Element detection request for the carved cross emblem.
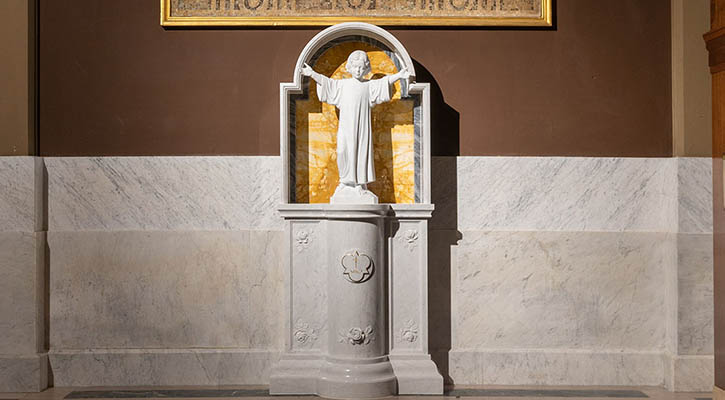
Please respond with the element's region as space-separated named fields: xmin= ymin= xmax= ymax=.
xmin=341 ymin=250 xmax=374 ymax=283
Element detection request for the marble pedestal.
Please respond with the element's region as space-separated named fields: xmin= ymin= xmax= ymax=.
xmin=270 ymin=204 xmax=442 ymax=398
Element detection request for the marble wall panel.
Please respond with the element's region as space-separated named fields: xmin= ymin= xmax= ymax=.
xmin=46 ymin=157 xmax=282 ymax=231
xmin=677 ymin=233 xmax=714 ymax=355
xmin=290 ymin=220 xmax=327 ymax=351
xmin=456 ymin=157 xmax=677 ymax=232
xmin=390 ymin=219 xmax=426 ymax=353
xmin=678 ymin=158 xmax=713 ymax=233
xmin=0 ymin=156 xmax=41 ymax=232
xmin=248 ymin=230 xmax=285 ymax=349
xmin=44 ymin=156 xmax=712 ymax=234
xmin=453 ymin=231 xmax=670 ymax=351
xmin=49 ymin=349 xmax=279 ymax=387
xmin=49 ymin=230 xmax=283 ymax=349
xmin=29 ymin=155 xmax=715 ymax=389
xmin=0 ymin=232 xmax=43 ymax=355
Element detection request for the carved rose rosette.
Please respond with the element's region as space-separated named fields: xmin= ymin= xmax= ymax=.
xmin=338 ymin=325 xmax=374 ymax=346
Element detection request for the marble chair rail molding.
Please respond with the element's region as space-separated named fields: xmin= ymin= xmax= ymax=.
xmin=0 ymin=155 xmax=714 ymax=392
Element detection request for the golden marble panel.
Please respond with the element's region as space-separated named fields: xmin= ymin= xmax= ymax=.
xmin=295 ymin=41 xmax=415 ymax=204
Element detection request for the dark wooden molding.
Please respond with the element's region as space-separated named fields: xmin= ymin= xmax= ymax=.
xmin=706 ymin=26 xmax=725 ymax=73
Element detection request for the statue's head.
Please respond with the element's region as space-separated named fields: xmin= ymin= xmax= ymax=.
xmin=345 ymin=50 xmax=371 ymax=80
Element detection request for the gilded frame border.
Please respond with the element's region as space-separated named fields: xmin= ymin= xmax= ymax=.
xmin=160 ymin=0 xmax=552 ymax=27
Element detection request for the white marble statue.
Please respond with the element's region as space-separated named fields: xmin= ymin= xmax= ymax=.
xmin=301 ymin=50 xmax=409 ymax=203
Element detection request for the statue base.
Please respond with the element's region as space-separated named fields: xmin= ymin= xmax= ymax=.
xmin=330 ymin=185 xmax=378 ymax=204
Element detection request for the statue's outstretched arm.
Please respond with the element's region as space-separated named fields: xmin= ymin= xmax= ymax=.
xmin=386 ymin=66 xmax=410 ymax=85
xmin=300 ymin=62 xmax=327 ymax=84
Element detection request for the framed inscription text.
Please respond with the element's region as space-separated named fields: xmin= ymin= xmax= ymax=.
xmin=160 ymin=0 xmax=552 ymax=26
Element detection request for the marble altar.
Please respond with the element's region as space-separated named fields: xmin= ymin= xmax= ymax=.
xmin=269 ymin=22 xmax=443 ymax=397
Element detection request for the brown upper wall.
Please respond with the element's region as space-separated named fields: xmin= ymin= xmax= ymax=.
xmin=38 ymin=0 xmax=671 ymax=156
xmin=0 ymin=0 xmax=34 ymax=156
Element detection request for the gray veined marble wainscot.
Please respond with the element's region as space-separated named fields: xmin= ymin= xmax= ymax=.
xmin=7 ymin=155 xmax=710 ymax=390
xmin=45 ymin=157 xmax=282 ymax=231
xmin=0 ymin=157 xmax=47 ymax=392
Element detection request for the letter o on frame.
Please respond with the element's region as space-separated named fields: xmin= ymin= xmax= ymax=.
xmin=449 ymin=0 xmax=468 ymax=10
xmin=346 ymin=0 xmax=365 ymax=9
xmin=245 ymin=0 xmax=264 ymax=10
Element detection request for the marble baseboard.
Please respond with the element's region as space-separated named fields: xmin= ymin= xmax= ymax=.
xmin=453 ymin=230 xmax=670 ymax=351
xmin=269 ymin=356 xmax=321 ymax=395
xmin=46 ymin=157 xmax=282 ymax=231
xmin=0 ymin=354 xmax=48 ymax=392
xmin=0 ymin=231 xmax=45 ymax=355
xmin=0 ymin=156 xmax=43 ymax=232
xmin=49 ymin=230 xmax=283 ymax=349
xmin=448 ymin=349 xmax=664 ymax=386
xmin=49 ymin=349 xmax=280 ymax=387
xmin=663 ymin=354 xmax=714 ymax=392
xmin=390 ymin=356 xmax=445 ymax=394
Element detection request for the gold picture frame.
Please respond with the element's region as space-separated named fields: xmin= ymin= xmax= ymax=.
xmin=160 ymin=0 xmax=552 ymax=27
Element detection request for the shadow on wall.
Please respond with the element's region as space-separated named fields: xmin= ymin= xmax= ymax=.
xmin=413 ymin=59 xmax=460 ymax=157
xmin=415 ymin=57 xmax=461 ymax=385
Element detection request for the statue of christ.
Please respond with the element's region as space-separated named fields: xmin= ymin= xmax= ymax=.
xmin=301 ymin=50 xmax=409 ymax=203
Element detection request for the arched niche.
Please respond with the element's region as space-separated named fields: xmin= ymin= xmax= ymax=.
xmin=280 ymin=22 xmax=431 ymax=205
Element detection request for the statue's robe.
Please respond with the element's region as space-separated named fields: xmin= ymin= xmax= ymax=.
xmin=317 ymin=76 xmax=391 ymax=185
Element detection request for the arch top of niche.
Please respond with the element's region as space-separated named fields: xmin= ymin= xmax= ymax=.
xmin=280 ymin=22 xmax=430 ymax=206
xmin=291 ymin=22 xmax=416 ymax=86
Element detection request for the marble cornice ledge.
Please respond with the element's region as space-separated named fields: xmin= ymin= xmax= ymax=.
xmin=390 ymin=203 xmax=435 ymax=219
xmin=277 ymin=203 xmax=433 ymax=219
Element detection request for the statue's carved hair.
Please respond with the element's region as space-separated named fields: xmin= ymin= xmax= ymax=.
xmin=345 ymin=50 xmax=371 ymax=75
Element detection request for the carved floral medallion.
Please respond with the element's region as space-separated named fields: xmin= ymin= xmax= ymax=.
xmin=401 ymin=229 xmax=419 ymax=252
xmin=293 ymin=320 xmax=318 ymax=346
xmin=295 ymin=229 xmax=312 ymax=252
xmin=338 ymin=325 xmax=374 ymax=346
xmin=396 ymin=319 xmax=418 ymax=343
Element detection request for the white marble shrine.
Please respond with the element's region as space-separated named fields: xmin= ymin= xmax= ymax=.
xmin=269 ymin=23 xmax=443 ymax=397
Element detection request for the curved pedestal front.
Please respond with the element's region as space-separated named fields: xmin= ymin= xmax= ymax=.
xmin=318 ymin=209 xmax=395 ymax=398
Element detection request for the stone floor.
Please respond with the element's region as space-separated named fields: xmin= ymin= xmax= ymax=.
xmin=0 ymin=386 xmax=714 ymax=400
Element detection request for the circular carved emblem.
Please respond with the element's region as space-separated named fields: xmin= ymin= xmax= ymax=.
xmin=341 ymin=250 xmax=374 ymax=283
